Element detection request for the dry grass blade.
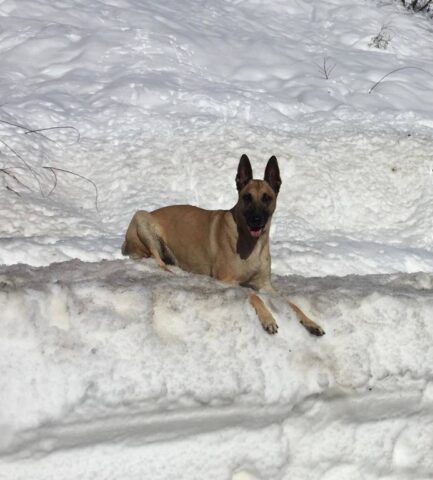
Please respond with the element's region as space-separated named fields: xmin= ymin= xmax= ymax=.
xmin=369 ymin=66 xmax=433 ymax=94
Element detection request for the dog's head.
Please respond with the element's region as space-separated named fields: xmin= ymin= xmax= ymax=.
xmin=235 ymin=154 xmax=281 ymax=239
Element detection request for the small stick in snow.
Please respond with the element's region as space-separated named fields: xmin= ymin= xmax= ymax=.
xmin=316 ymin=56 xmax=336 ymax=80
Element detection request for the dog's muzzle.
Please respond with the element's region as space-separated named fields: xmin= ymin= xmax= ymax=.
xmin=246 ymin=212 xmax=268 ymax=238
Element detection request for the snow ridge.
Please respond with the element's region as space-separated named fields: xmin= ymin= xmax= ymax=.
xmin=1 ymin=260 xmax=433 ymax=478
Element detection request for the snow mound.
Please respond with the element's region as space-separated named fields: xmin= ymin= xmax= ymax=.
xmin=1 ymin=259 xmax=432 ymax=479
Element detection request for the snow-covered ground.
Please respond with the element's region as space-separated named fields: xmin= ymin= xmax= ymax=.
xmin=1 ymin=0 xmax=433 ymax=478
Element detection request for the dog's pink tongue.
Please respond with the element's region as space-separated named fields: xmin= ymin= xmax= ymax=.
xmin=249 ymin=228 xmax=262 ymax=238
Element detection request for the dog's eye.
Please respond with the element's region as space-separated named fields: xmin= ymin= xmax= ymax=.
xmin=262 ymin=193 xmax=272 ymax=204
xmin=243 ymin=193 xmax=253 ymax=203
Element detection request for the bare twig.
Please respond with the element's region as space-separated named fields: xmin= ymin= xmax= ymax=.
xmin=2 ymin=164 xmax=99 ymax=211
xmin=0 ymin=119 xmax=55 ymax=143
xmin=369 ymin=23 xmax=393 ymax=50
xmin=1 ymin=118 xmax=95 ymax=210
xmin=316 ymin=57 xmax=336 ymax=80
xmin=6 ymin=185 xmax=20 ymax=196
xmin=401 ymin=0 xmax=432 ymax=12
xmin=1 ymin=119 xmax=81 ymax=145
xmin=24 ymin=126 xmax=81 ymax=144
xmin=0 ymin=167 xmax=33 ymax=191
xmin=0 ymin=138 xmax=44 ymax=195
xmin=368 ymin=66 xmax=433 ymax=94
xmin=44 ymin=166 xmax=58 ymax=197
xmin=42 ymin=166 xmax=99 ymax=211
xmin=418 ymin=0 xmax=432 ymax=11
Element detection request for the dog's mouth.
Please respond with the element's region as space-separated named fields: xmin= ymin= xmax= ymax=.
xmin=248 ymin=226 xmax=263 ymax=238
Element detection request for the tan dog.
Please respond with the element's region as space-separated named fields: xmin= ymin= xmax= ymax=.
xmin=122 ymin=154 xmax=324 ymax=336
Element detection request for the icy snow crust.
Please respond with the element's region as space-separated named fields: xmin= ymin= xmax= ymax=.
xmin=1 ymin=0 xmax=433 ymax=478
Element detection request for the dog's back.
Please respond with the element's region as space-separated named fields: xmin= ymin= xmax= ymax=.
xmin=122 ymin=205 xmax=231 ymax=276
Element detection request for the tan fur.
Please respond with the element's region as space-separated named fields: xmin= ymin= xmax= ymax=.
xmin=122 ymin=155 xmax=324 ymax=336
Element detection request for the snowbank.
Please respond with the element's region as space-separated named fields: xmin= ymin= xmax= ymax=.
xmin=1 ymin=259 xmax=433 ymax=479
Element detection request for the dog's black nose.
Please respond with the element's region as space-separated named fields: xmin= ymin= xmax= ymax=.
xmin=249 ymin=214 xmax=265 ymax=228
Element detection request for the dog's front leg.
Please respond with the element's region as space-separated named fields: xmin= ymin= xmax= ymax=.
xmin=286 ymin=300 xmax=325 ymax=336
xmin=219 ymin=275 xmax=278 ymax=334
xmin=221 ymin=276 xmax=278 ymax=334
xmin=257 ymin=281 xmax=325 ymax=337
xmin=248 ymin=292 xmax=279 ymax=334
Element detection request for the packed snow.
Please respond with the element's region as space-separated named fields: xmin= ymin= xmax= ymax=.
xmin=1 ymin=0 xmax=433 ymax=479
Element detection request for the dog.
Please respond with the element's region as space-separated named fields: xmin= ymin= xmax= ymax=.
xmin=122 ymin=154 xmax=324 ymax=336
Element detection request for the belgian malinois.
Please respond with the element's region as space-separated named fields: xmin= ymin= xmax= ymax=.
xmin=122 ymin=154 xmax=324 ymax=336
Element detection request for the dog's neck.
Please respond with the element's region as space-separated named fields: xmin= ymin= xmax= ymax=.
xmin=230 ymin=206 xmax=269 ymax=260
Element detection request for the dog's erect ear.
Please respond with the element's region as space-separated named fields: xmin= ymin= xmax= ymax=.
xmin=236 ymin=154 xmax=253 ymax=191
xmin=264 ymin=156 xmax=281 ymax=194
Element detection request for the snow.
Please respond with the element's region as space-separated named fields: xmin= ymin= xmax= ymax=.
xmin=1 ymin=0 xmax=433 ymax=478
xmin=2 ymin=261 xmax=433 ymax=479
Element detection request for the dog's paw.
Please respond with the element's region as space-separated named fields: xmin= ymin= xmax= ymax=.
xmin=262 ymin=319 xmax=279 ymax=335
xmin=305 ymin=323 xmax=325 ymax=337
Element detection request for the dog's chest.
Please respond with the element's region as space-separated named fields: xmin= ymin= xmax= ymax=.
xmin=232 ymin=243 xmax=267 ymax=283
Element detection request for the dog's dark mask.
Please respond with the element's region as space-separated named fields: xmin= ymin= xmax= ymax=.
xmin=235 ymin=154 xmax=281 ymax=239
xmin=241 ymin=192 xmax=271 ymax=237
